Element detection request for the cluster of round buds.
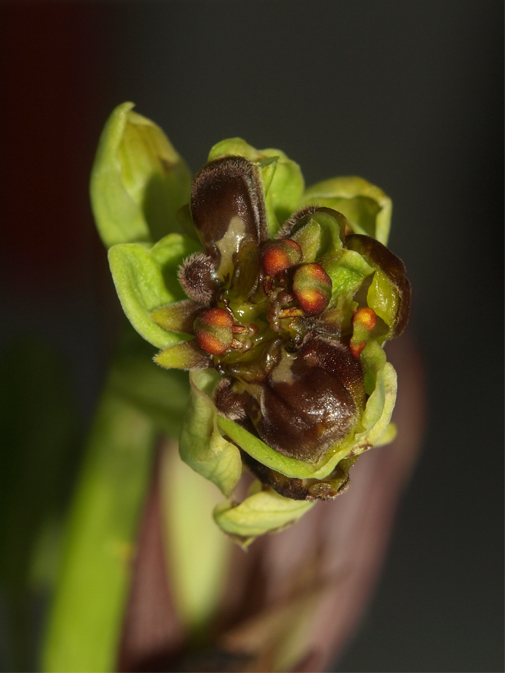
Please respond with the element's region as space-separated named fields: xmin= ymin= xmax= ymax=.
xmin=350 ymin=307 xmax=378 ymax=358
xmin=149 ymin=154 xmax=411 ymax=503
xmin=260 ymin=238 xmax=332 ymax=320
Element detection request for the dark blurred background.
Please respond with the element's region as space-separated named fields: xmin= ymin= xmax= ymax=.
xmin=0 ymin=1 xmax=502 ymax=671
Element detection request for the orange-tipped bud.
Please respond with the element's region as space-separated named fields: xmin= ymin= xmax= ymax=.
xmin=352 ymin=307 xmax=377 ymax=332
xmin=292 ymin=263 xmax=332 ymax=316
xmin=350 ymin=341 xmax=367 ymax=359
xmin=260 ymin=239 xmax=302 ymax=277
xmin=194 ymin=308 xmax=234 ymax=355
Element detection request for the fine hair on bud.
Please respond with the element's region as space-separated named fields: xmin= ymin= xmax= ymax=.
xmin=178 ymin=252 xmax=218 ymax=304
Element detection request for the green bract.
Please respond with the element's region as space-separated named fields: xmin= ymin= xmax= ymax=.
xmin=108 ymin=233 xmax=200 ymax=349
xmin=90 ymin=101 xmax=192 ymax=249
xmin=91 ymin=103 xmax=411 ymax=545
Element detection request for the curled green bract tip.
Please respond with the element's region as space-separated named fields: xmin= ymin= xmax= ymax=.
xmin=92 ymin=103 xmax=411 ymax=544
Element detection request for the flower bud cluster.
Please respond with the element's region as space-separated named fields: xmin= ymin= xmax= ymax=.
xmin=149 ymin=153 xmax=410 ymax=513
xmin=97 ymin=110 xmax=411 ymax=541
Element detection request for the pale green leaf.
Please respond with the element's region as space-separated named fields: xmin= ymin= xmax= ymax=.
xmin=353 ymin=362 xmax=398 ymax=453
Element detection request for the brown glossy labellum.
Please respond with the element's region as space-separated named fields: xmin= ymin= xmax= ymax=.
xmin=190 ymin=156 xmax=269 ymax=280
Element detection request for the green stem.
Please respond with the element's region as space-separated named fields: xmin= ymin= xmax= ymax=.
xmin=42 ymin=363 xmax=157 ymax=672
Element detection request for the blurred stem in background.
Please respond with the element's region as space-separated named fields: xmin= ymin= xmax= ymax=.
xmin=0 ymin=341 xmax=79 ymax=672
xmin=0 ymin=330 xmax=424 ymax=673
xmin=41 ymin=327 xmax=231 ymax=672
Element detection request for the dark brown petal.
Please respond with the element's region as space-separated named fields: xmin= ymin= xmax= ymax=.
xmin=345 ymin=234 xmax=411 ymax=338
xmin=242 ymin=451 xmax=358 ymax=501
xmin=240 ymin=336 xmax=366 ymax=463
xmin=190 ymin=156 xmax=269 ymax=279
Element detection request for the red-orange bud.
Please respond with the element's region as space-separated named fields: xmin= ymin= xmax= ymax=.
xmin=293 ymin=263 xmax=332 ymax=316
xmin=260 ymin=239 xmax=302 ymax=277
xmin=194 ymin=308 xmax=234 ymax=355
xmin=350 ymin=341 xmax=367 ymax=359
xmin=352 ymin=307 xmax=377 ymax=332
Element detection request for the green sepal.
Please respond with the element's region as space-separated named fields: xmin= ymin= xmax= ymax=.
xmin=353 ymin=362 xmax=398 ymax=453
xmin=207 ymin=137 xmax=258 ymax=162
xmin=259 ymin=156 xmax=278 ymax=194
xmin=367 ymin=269 xmax=400 ymax=340
xmin=311 ymin=209 xmax=345 ymax=259
xmin=213 ymin=486 xmax=315 ymax=541
xmin=90 ymin=102 xmax=192 ymax=249
xmin=217 ymin=416 xmax=357 ymax=481
xmin=261 ymin=147 xmax=304 ymax=233
xmin=323 ymin=248 xmax=374 ymax=306
xmin=300 ymin=176 xmax=392 ymax=245
xmin=179 ymin=371 xmax=242 ymax=497
xmin=207 ymin=138 xmax=304 ymax=236
xmin=359 ymin=337 xmax=387 ymax=394
xmin=288 ymin=207 xmax=345 ymax=265
xmin=374 ymin=422 xmax=397 ymax=447
xmin=108 ymin=233 xmax=200 ymax=348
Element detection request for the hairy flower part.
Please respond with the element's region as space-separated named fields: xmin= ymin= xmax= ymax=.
xmin=177 ymin=252 xmax=218 ymax=304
